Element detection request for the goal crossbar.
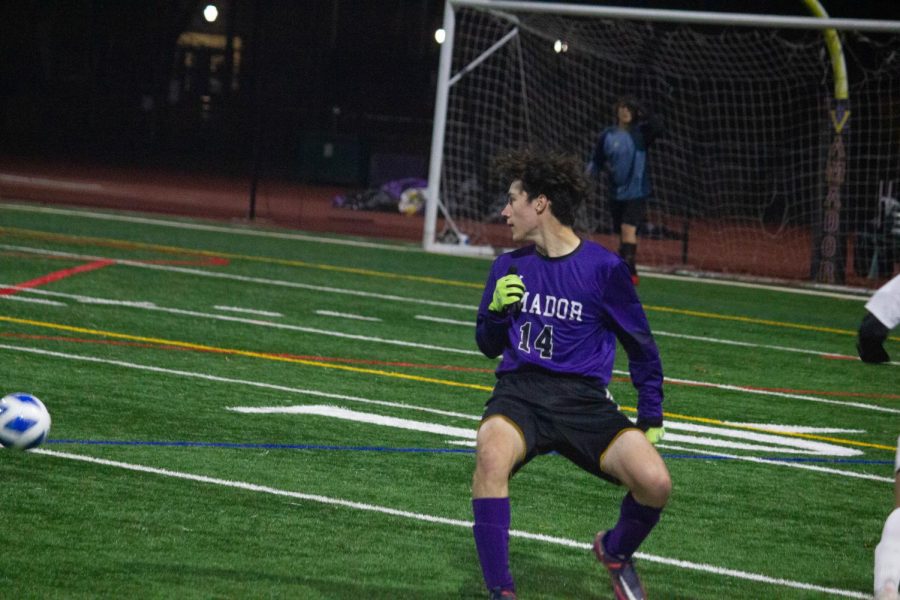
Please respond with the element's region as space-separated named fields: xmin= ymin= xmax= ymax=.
xmin=451 ymin=0 xmax=900 ymax=33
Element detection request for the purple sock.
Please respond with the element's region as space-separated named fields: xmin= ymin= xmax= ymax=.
xmin=472 ymin=497 xmax=515 ymax=591
xmin=604 ymin=492 xmax=662 ymax=560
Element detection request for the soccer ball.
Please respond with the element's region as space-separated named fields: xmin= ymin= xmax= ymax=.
xmin=398 ymin=188 xmax=425 ymax=216
xmin=0 ymin=393 xmax=51 ymax=450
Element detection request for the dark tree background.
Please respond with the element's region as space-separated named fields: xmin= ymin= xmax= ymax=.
xmin=0 ymin=0 xmax=895 ymax=185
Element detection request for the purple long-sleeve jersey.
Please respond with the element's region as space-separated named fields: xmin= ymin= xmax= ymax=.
xmin=475 ymin=240 xmax=664 ymax=423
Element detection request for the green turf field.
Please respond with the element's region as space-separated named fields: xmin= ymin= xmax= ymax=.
xmin=0 ymin=201 xmax=897 ymax=599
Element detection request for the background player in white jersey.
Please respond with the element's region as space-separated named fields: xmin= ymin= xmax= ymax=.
xmin=857 ymin=274 xmax=900 ymax=363
xmin=472 ymin=149 xmax=670 ymax=600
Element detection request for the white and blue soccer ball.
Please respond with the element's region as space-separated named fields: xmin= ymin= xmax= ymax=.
xmin=0 ymin=392 xmax=51 ymax=450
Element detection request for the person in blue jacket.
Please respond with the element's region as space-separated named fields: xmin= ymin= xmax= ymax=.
xmin=587 ymin=97 xmax=662 ymax=284
xmin=471 ymin=148 xmax=670 ymax=600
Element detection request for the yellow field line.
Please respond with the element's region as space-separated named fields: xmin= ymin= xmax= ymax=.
xmin=0 ymin=315 xmax=491 ymax=392
xmin=2 ymin=315 xmax=894 ymax=453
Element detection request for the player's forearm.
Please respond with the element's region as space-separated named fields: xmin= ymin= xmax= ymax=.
xmin=475 ymin=312 xmax=510 ymax=358
xmin=629 ymin=358 xmax=665 ymax=422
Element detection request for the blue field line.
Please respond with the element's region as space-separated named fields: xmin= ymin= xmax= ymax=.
xmin=47 ymin=439 xmax=475 ymax=454
xmin=45 ymin=439 xmax=895 ymax=465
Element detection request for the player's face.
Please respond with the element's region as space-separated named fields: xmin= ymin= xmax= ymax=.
xmin=501 ymin=180 xmax=538 ymax=242
xmin=617 ymin=104 xmax=633 ymax=126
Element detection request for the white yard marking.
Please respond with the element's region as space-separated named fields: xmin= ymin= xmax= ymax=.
xmin=213 ymin=305 xmax=283 ymax=318
xmin=0 ymin=287 xmax=159 ymax=309
xmin=662 ymin=434 xmax=846 ymax=456
xmin=315 ymin=310 xmax=381 ymax=322
xmin=229 ymin=405 xmax=476 ymax=439
xmin=665 ymin=422 xmax=862 ymax=456
xmin=0 ymin=203 xmax=422 ymax=252
xmin=0 ymin=294 xmax=66 ymax=306
xmin=31 ymin=448 xmax=872 ymax=598
xmin=415 ymin=315 xmax=473 ymax=326
xmin=725 ymin=424 xmax=865 ymax=434
xmin=228 ymin=402 xmax=876 ymax=465
xmin=643 ymin=271 xmax=871 ymax=301
xmin=652 ymin=329 xmax=863 ymax=361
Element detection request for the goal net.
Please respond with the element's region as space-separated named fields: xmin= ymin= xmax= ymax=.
xmin=424 ymin=0 xmax=900 ymax=285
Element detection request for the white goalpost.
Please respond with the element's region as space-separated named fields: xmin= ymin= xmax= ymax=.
xmin=424 ymin=0 xmax=900 ymax=284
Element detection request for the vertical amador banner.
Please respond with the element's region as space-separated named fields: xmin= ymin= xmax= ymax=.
xmin=810 ymin=98 xmax=849 ymax=284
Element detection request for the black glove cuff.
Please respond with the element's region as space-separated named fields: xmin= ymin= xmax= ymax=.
xmin=858 ymin=312 xmax=891 ymax=363
xmin=636 ymin=417 xmax=663 ymax=431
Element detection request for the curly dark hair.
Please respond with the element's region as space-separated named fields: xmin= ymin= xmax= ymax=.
xmin=491 ymin=148 xmax=589 ymax=227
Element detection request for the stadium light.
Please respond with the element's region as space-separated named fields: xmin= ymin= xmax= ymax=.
xmin=553 ymin=39 xmax=568 ymax=53
xmin=203 ymin=4 xmax=219 ymax=23
xmin=434 ymin=28 xmax=446 ymax=44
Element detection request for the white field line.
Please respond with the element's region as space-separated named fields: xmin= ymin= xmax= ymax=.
xmin=658 ymin=444 xmax=893 ymax=484
xmin=213 ymin=305 xmax=283 ymax=318
xmin=642 ymin=271 xmax=871 ymax=302
xmin=727 ymin=424 xmax=864 ymax=434
xmin=0 ymin=344 xmax=887 ymax=483
xmin=652 ymin=329 xmax=863 ymax=362
xmin=0 ymin=245 xmax=476 ymax=311
xmin=315 ymin=309 xmax=382 ymax=322
xmin=0 ymin=294 xmax=67 ymax=306
xmin=31 ymin=448 xmax=871 ymax=598
xmin=649 ymin=372 xmax=900 ymax=415
xmin=0 ymin=202 xmax=423 ymax=252
xmin=230 ymin=405 xmax=477 ymax=439
xmin=4 ymin=279 xmax=897 ymax=413
xmin=415 ymin=314 xmax=474 ymax=326
xmin=667 ymin=422 xmax=862 ymax=456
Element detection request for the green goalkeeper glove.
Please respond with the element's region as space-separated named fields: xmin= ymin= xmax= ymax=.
xmin=644 ymin=427 xmax=665 ymax=445
xmin=488 ymin=272 xmax=525 ymax=312
xmin=488 ymin=270 xmax=525 ymax=314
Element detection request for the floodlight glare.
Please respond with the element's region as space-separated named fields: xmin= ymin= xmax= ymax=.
xmin=553 ymin=40 xmax=568 ymax=53
xmin=434 ymin=28 xmax=446 ymax=44
xmin=203 ymin=4 xmax=218 ymax=23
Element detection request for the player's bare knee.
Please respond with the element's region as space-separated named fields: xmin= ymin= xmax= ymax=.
xmin=633 ymin=466 xmax=671 ymax=508
xmin=652 ymin=470 xmax=672 ymax=506
xmin=474 ymin=444 xmax=515 ymax=482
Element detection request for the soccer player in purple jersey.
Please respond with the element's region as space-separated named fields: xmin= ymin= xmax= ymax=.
xmin=471 ymin=149 xmax=671 ymax=600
